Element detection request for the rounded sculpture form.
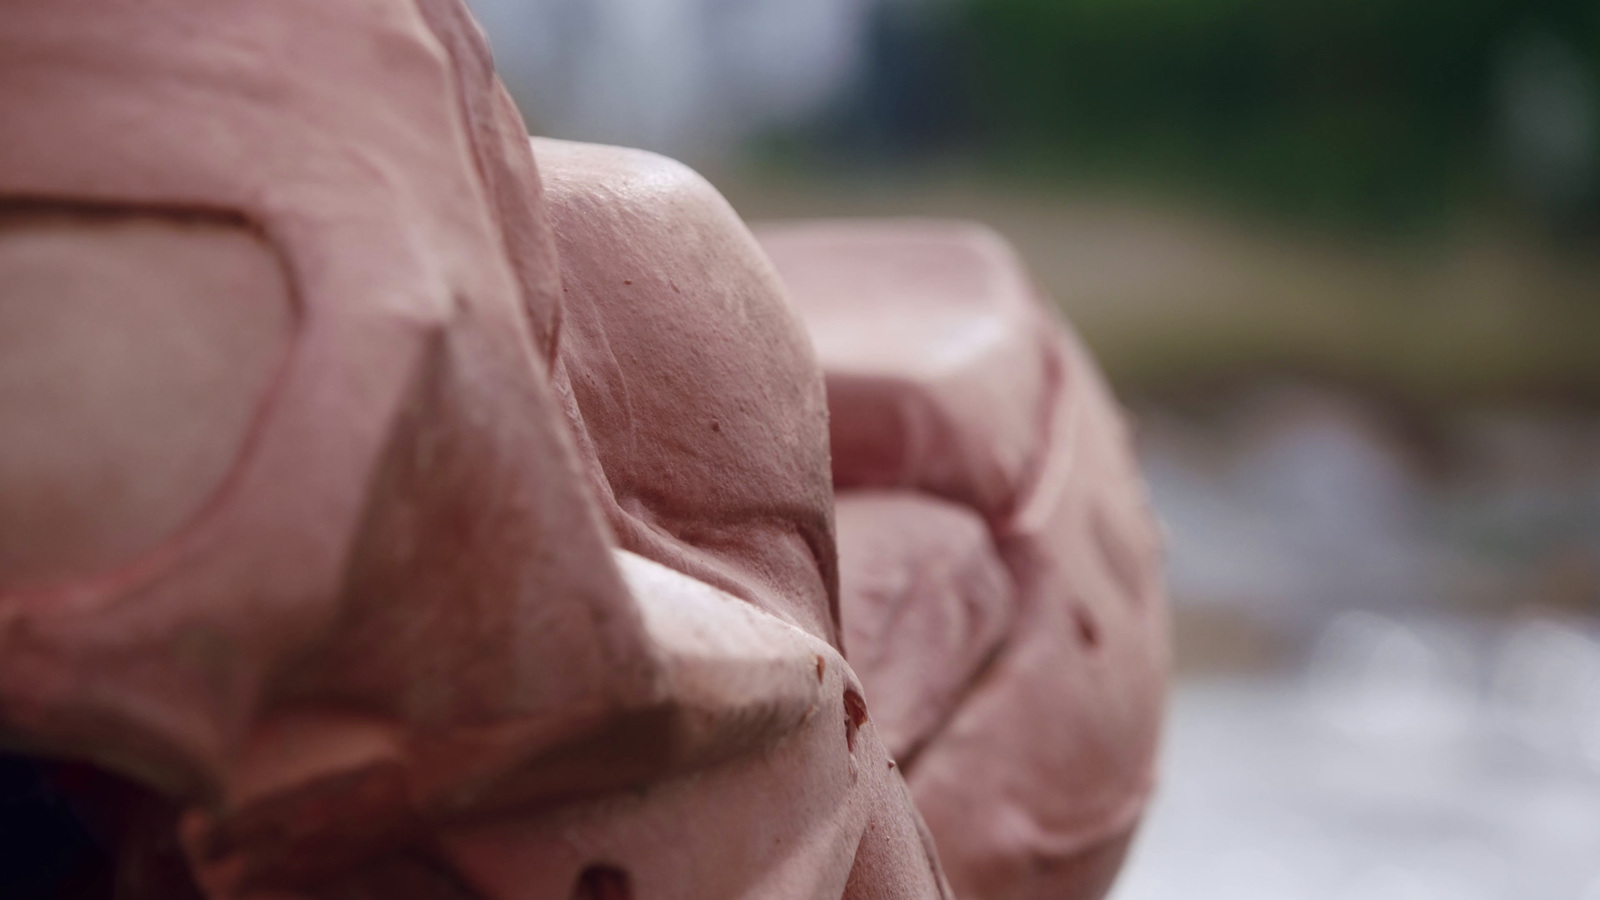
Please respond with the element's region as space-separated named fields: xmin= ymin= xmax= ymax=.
xmin=762 ymin=221 xmax=1169 ymax=900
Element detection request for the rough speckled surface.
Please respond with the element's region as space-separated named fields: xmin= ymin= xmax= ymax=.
xmin=534 ymin=137 xmax=841 ymax=646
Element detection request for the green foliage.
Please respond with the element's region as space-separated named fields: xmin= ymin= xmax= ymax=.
xmin=957 ymin=0 xmax=1600 ymax=227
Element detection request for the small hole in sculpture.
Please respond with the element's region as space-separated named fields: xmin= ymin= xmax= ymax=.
xmin=1073 ymin=606 xmax=1102 ymax=649
xmin=572 ymin=864 xmax=632 ymax=900
xmin=843 ymin=689 xmax=869 ymax=753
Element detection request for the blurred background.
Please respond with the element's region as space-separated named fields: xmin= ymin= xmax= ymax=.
xmin=466 ymin=1 xmax=1600 ymax=896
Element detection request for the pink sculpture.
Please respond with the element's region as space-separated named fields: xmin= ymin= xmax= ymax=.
xmin=762 ymin=222 xmax=1168 ymax=899
xmin=0 ymin=2 xmax=1166 ymax=899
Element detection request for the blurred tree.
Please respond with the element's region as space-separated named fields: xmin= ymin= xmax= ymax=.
xmin=955 ymin=0 xmax=1600 ymax=230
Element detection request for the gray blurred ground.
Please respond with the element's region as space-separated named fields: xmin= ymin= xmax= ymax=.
xmin=1117 ymin=392 xmax=1600 ymax=899
xmin=1114 ymin=646 xmax=1600 ymax=900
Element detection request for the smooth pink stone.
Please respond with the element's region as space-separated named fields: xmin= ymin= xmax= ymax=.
xmin=833 ymin=491 xmax=1017 ymax=764
xmin=762 ymin=221 xmax=1170 ymax=900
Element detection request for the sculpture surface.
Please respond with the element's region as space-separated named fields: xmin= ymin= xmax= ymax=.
xmin=762 ymin=222 xmax=1168 ymax=899
xmin=0 ymin=2 xmax=1166 ymax=898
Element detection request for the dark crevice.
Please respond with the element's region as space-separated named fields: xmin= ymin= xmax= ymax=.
xmin=572 ymin=863 xmax=632 ymax=900
xmin=0 ymin=752 xmax=199 ymax=900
